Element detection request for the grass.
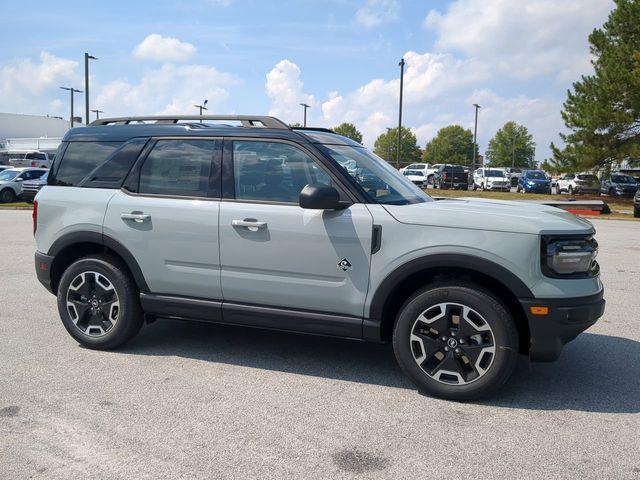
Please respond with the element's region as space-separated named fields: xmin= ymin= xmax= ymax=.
xmin=0 ymin=201 xmax=32 ymax=208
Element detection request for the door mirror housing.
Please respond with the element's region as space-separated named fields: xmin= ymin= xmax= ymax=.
xmin=299 ymin=184 xmax=346 ymax=210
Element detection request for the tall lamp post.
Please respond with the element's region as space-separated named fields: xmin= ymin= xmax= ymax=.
xmin=84 ymin=53 xmax=97 ymax=125
xmin=386 ymin=127 xmax=392 ymax=162
xmin=60 ymin=86 xmax=83 ymax=128
xmin=299 ymin=103 xmax=310 ymax=127
xmin=472 ymin=103 xmax=481 ymax=170
xmin=90 ymin=109 xmax=104 ymax=120
xmin=397 ymin=58 xmax=405 ymax=169
xmin=511 ymin=136 xmax=516 ymax=169
xmin=194 ymin=100 xmax=208 ymax=122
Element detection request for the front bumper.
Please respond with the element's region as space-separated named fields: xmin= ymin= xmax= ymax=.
xmin=519 ymin=289 xmax=605 ymax=362
xmin=35 ymin=251 xmax=55 ymax=294
xmin=524 ymin=184 xmax=551 ymax=193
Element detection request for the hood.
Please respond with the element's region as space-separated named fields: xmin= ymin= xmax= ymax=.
xmin=383 ymin=197 xmax=594 ymax=235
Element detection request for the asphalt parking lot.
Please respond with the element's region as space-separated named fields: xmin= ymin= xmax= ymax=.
xmin=1 ymin=210 xmax=638 ymax=480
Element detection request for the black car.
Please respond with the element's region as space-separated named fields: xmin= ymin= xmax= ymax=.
xmin=600 ymin=173 xmax=638 ymax=197
xmin=434 ymin=165 xmax=468 ymax=190
xmin=634 ymin=189 xmax=639 ymax=218
xmin=21 ymin=170 xmax=49 ymax=202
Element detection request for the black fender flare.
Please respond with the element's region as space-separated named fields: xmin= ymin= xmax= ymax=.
xmin=47 ymin=231 xmax=149 ymax=293
xmin=364 ymin=253 xmax=534 ymax=340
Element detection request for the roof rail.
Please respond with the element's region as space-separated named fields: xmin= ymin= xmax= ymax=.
xmin=88 ymin=115 xmax=289 ymax=129
xmin=291 ymin=127 xmax=336 ymax=134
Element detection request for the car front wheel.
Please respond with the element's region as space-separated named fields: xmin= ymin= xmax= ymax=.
xmin=393 ymin=283 xmax=519 ymax=400
xmin=0 ymin=188 xmax=15 ymax=203
xmin=57 ymin=255 xmax=143 ymax=349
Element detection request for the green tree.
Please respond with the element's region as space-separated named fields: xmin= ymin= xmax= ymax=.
xmin=373 ymin=126 xmax=421 ymax=166
xmin=332 ymin=122 xmax=363 ymax=143
xmin=554 ymin=0 xmax=640 ymax=169
xmin=485 ymin=121 xmax=536 ymax=168
xmin=289 ymin=122 xmax=303 ymax=128
xmin=422 ymin=125 xmax=477 ymax=165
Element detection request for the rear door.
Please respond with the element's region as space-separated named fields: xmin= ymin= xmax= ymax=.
xmin=103 ymin=137 xmax=223 ymax=300
xmin=218 ymin=138 xmax=373 ymax=325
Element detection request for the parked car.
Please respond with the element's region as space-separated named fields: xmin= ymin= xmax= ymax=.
xmin=0 ymin=167 xmax=48 ymax=203
xmin=433 ymin=164 xmax=468 ymax=189
xmin=517 ymin=170 xmax=552 ymax=194
xmin=8 ymin=151 xmax=55 ymax=168
xmin=472 ymin=168 xmax=510 ymax=191
xmin=634 ymin=189 xmax=640 ymax=218
xmin=21 ymin=170 xmax=49 ymax=203
xmin=555 ymin=173 xmax=600 ymax=195
xmin=505 ymin=167 xmax=523 ymax=187
xmin=34 ymin=114 xmax=604 ymax=401
xmin=425 ymin=163 xmax=444 ymax=186
xmin=600 ymin=173 xmax=639 ymax=197
xmin=402 ymin=169 xmax=427 ymax=186
xmin=399 ymin=162 xmax=429 ymax=174
xmin=0 ymin=165 xmax=13 ymax=173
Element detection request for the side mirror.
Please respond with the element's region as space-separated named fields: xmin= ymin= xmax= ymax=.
xmin=15 ymin=178 xmax=23 ymax=182
xmin=299 ymin=184 xmax=345 ymax=210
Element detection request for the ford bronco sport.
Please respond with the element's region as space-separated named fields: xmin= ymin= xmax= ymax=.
xmin=34 ymin=115 xmax=605 ymax=400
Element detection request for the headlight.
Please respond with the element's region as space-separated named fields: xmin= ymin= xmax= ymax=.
xmin=527 ymin=180 xmax=535 ymax=186
xmin=541 ymin=236 xmax=599 ymax=278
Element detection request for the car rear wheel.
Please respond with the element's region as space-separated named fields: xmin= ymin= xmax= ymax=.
xmin=634 ymin=206 xmax=640 ymax=218
xmin=393 ymin=283 xmax=519 ymax=400
xmin=0 ymin=188 xmax=15 ymax=203
xmin=57 ymin=255 xmax=143 ymax=349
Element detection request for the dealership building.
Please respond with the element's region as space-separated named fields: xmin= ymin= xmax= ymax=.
xmin=0 ymin=112 xmax=69 ymax=161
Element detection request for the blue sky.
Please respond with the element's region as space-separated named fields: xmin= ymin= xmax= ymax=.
xmin=0 ymin=0 xmax=614 ymax=161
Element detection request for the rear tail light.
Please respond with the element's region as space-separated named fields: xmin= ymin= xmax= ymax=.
xmin=32 ymin=200 xmax=38 ymax=236
xmin=443 ymin=173 xmax=449 ymax=180
xmin=31 ymin=161 xmax=37 ymax=167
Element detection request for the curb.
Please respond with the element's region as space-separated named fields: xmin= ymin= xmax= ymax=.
xmin=0 ymin=206 xmax=33 ymax=210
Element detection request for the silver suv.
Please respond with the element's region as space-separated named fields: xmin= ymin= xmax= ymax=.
xmin=33 ymin=115 xmax=605 ymax=400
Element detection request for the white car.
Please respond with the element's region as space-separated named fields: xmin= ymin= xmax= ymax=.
xmin=402 ymin=169 xmax=427 ymax=186
xmin=472 ymin=168 xmax=510 ymax=191
xmin=399 ymin=162 xmax=429 ymax=174
xmin=0 ymin=167 xmax=48 ymax=203
xmin=555 ymin=172 xmax=600 ymax=195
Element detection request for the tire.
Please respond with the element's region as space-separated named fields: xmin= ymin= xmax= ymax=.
xmin=472 ymin=183 xmax=478 ymax=191
xmin=0 ymin=188 xmax=15 ymax=203
xmin=393 ymin=283 xmax=519 ymax=400
xmin=634 ymin=206 xmax=640 ymax=218
xmin=427 ymin=175 xmax=434 ymax=186
xmin=56 ymin=255 xmax=143 ymax=349
xmin=481 ymin=183 xmax=485 ymax=191
xmin=609 ymin=188 xmax=615 ymax=197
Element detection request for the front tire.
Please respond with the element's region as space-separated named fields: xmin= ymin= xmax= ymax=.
xmin=57 ymin=255 xmax=143 ymax=349
xmin=393 ymin=283 xmax=518 ymax=400
xmin=0 ymin=188 xmax=15 ymax=203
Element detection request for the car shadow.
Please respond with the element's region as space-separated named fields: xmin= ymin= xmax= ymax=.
xmin=119 ymin=321 xmax=639 ymax=414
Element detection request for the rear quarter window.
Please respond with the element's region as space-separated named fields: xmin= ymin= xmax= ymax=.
xmin=50 ymin=141 xmax=124 ymax=187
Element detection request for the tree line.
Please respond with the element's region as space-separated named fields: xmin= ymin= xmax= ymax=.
xmin=327 ymin=121 xmax=536 ymax=169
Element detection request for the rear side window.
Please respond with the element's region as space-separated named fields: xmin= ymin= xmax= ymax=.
xmin=80 ymin=138 xmax=149 ymax=189
xmin=52 ymin=141 xmax=122 ymax=186
xmin=138 ymin=139 xmax=219 ymax=198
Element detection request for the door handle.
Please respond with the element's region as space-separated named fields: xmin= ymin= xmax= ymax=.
xmin=121 ymin=212 xmax=151 ymax=223
xmin=232 ymin=219 xmax=267 ymax=231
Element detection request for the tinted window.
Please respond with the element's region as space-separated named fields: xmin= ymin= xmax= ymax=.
xmin=54 ymin=142 xmax=122 ymax=186
xmin=233 ymin=141 xmax=332 ymax=203
xmin=526 ymin=171 xmax=546 ymax=180
xmin=139 ymin=139 xmax=217 ymax=197
xmin=19 ymin=170 xmax=45 ymax=181
xmin=82 ymin=138 xmax=148 ymax=188
xmin=577 ymin=174 xmax=598 ymax=181
xmin=612 ymin=174 xmax=636 ymax=183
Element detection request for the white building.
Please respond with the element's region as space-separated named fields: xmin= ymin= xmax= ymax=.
xmin=0 ymin=112 xmax=70 ymax=140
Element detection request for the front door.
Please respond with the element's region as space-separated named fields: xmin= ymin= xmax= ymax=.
xmin=103 ymin=138 xmax=222 ymax=300
xmin=219 ymin=139 xmax=373 ymax=323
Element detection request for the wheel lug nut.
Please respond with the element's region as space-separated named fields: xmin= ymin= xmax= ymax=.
xmin=455 ymin=348 xmax=461 ymax=354
xmin=459 ymin=339 xmax=465 ymax=344
xmin=441 ymin=336 xmax=447 ymax=342
xmin=451 ymin=332 xmax=456 ymax=336
xmin=444 ymin=346 xmax=449 ymax=352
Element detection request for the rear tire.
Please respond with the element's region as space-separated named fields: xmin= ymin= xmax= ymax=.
xmin=0 ymin=188 xmax=15 ymax=203
xmin=634 ymin=206 xmax=640 ymax=218
xmin=393 ymin=283 xmax=519 ymax=400
xmin=56 ymin=255 xmax=143 ymax=349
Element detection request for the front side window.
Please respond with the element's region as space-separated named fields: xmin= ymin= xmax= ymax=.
xmin=318 ymin=145 xmax=431 ymax=205
xmin=233 ymin=141 xmax=332 ymax=203
xmin=53 ymin=141 xmax=122 ymax=186
xmin=0 ymin=170 xmax=19 ymax=181
xmin=612 ymin=174 xmax=636 ymax=184
xmin=138 ymin=139 xmax=218 ymax=197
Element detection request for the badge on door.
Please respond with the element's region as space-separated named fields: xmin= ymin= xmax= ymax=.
xmin=337 ymin=258 xmax=353 ymax=272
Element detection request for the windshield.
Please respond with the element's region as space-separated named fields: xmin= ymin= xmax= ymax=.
xmin=0 ymin=170 xmax=19 ymax=181
xmin=319 ymin=145 xmax=431 ymax=205
xmin=612 ymin=174 xmax=636 ymax=183
xmin=404 ymin=170 xmax=424 ymax=176
xmin=526 ymin=171 xmax=547 ymax=180
xmin=485 ymin=170 xmax=505 ymax=177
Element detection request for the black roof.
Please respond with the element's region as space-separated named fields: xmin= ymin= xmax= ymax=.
xmin=63 ymin=115 xmax=362 ymax=146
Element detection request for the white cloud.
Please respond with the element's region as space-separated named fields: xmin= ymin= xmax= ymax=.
xmin=425 ymin=0 xmax=613 ymax=81
xmin=0 ymin=51 xmax=79 ymax=114
xmin=95 ymin=63 xmax=240 ymax=116
xmin=133 ymin=34 xmax=196 ymax=63
xmin=355 ymin=0 xmax=399 ymax=28
xmin=265 ymin=59 xmax=316 ymax=124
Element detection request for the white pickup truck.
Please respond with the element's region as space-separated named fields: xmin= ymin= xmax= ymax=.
xmin=8 ymin=151 xmax=55 ymax=168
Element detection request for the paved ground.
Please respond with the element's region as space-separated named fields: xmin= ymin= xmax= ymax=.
xmin=0 ymin=210 xmax=638 ymax=479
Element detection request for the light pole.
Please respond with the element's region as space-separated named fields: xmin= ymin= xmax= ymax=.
xmin=91 ymin=109 xmax=104 ymax=120
xmin=60 ymin=86 xmax=83 ymax=128
xmin=300 ymin=103 xmax=310 ymax=127
xmin=397 ymin=58 xmax=405 ymax=169
xmin=511 ymin=136 xmax=516 ymax=169
xmin=194 ymin=100 xmax=208 ymax=122
xmin=84 ymin=53 xmax=97 ymax=125
xmin=386 ymin=127 xmax=392 ymax=163
xmin=472 ymin=103 xmax=481 ymax=171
